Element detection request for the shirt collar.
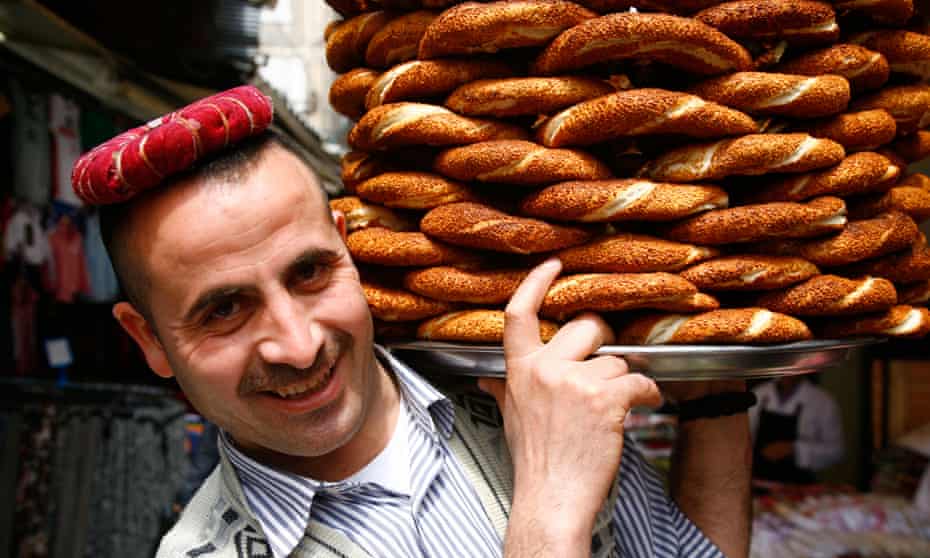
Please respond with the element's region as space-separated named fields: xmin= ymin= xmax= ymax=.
xmin=218 ymin=344 xmax=454 ymax=558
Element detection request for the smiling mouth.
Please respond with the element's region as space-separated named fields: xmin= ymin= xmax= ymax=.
xmin=268 ymin=364 xmax=336 ymax=399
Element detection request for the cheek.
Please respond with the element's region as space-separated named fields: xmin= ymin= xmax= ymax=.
xmin=317 ymin=275 xmax=372 ymax=332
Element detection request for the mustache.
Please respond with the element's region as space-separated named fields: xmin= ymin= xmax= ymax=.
xmin=238 ymin=330 xmax=350 ymax=395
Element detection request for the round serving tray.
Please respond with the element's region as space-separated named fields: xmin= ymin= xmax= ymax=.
xmin=387 ymin=338 xmax=884 ymax=381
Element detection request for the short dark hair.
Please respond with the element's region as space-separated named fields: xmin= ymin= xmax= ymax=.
xmin=99 ymin=128 xmax=318 ymax=320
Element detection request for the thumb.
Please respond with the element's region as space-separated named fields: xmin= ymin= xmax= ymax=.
xmin=477 ymin=378 xmax=506 ymax=411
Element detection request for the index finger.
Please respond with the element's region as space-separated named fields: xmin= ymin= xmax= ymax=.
xmin=504 ymin=258 xmax=562 ymax=360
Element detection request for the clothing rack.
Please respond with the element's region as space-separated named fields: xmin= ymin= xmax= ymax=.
xmin=0 ymin=377 xmax=176 ymax=406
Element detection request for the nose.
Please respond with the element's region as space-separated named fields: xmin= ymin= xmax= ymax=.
xmin=257 ymin=292 xmax=321 ymax=370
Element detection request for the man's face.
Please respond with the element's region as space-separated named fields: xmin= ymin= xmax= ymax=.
xmin=118 ymin=146 xmax=385 ymax=474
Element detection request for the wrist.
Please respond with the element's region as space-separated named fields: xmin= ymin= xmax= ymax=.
xmin=674 ymin=391 xmax=756 ymax=423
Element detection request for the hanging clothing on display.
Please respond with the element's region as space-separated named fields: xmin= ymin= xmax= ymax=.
xmin=46 ymin=216 xmax=89 ymax=303
xmin=11 ymin=271 xmax=39 ymax=376
xmin=7 ymin=79 xmax=50 ymax=206
xmin=48 ymin=95 xmax=82 ymax=208
xmin=4 ymin=206 xmax=50 ymax=269
xmin=81 ymin=212 xmax=118 ymax=303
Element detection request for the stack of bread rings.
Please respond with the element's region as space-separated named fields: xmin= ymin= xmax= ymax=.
xmin=325 ymin=0 xmax=930 ymax=345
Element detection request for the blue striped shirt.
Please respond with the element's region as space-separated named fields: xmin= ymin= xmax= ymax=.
xmin=220 ymin=346 xmax=724 ymax=558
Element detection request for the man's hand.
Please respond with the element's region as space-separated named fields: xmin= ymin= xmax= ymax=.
xmin=761 ymin=440 xmax=794 ymax=461
xmin=479 ymin=259 xmax=662 ymax=557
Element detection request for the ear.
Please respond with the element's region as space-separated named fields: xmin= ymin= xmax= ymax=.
xmin=332 ymin=209 xmax=347 ymax=241
xmin=113 ymin=302 xmax=175 ymax=378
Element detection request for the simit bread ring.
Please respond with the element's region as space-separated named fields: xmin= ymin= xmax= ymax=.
xmin=432 ymin=140 xmax=613 ymax=186
xmin=681 ymin=255 xmax=820 ymax=291
xmin=760 ymin=210 xmax=919 ymax=267
xmin=373 ymin=319 xmax=419 ymax=341
xmin=774 ymin=44 xmax=889 ymax=93
xmin=325 ymin=0 xmax=372 ymax=18
xmin=851 ymin=30 xmax=930 ymax=81
xmin=330 ymin=196 xmax=416 ymax=232
xmin=616 ymin=308 xmax=812 ymax=344
xmin=341 ymin=151 xmax=409 ymax=193
xmin=445 ymin=77 xmax=614 ymax=119
xmin=556 ymin=233 xmax=720 ymax=273
xmin=744 ymin=152 xmax=900 ymax=203
xmin=420 ymin=202 xmax=592 ymax=254
xmin=364 ymin=11 xmax=436 ymax=69
xmin=835 ymin=242 xmax=930 ymax=283
xmin=642 ymin=134 xmax=845 ymax=182
xmin=326 ymin=11 xmax=393 ymax=73
xmin=797 ymin=110 xmax=897 ymax=153
xmin=417 ymin=0 xmax=596 ymax=59
xmin=888 ymin=131 xmax=930 ymax=164
xmin=418 ymin=310 xmax=560 ymax=343
xmin=404 ymin=266 xmax=529 ymax=304
xmin=574 ymin=0 xmax=729 ymax=13
xmin=347 ymin=228 xmax=483 ymax=267
xmin=834 ymin=0 xmax=914 ymax=25
xmin=695 ymin=0 xmax=840 ymax=46
xmin=817 ymin=305 xmax=930 ymax=338
xmin=852 ymin=84 xmax=930 ymax=136
xmin=365 ymin=59 xmax=513 ymax=109
xmin=329 ymin=68 xmax=381 ymax=120
xmin=362 ymin=281 xmax=454 ymax=321
xmin=848 ymin=186 xmax=930 ymax=222
xmin=664 ymin=196 xmax=848 ymax=245
xmin=752 ymin=275 xmax=898 ymax=316
xmin=355 ymin=171 xmax=479 ymax=209
xmin=538 ymin=272 xmax=702 ymax=320
xmin=899 ymin=281 xmax=930 ymax=305
xmin=532 ymin=12 xmax=752 ymax=76
xmin=899 ymin=173 xmax=930 ymax=191
xmin=519 ymin=179 xmax=728 ymax=223
xmin=537 ymin=89 xmax=757 ymax=148
xmin=688 ymin=72 xmax=850 ymax=119
xmin=348 ymin=103 xmax=528 ymax=151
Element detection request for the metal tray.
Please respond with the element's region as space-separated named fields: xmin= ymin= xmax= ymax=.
xmin=387 ymin=338 xmax=883 ymax=381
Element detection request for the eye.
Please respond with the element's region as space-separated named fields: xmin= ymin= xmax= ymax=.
xmin=206 ymin=299 xmax=241 ymax=323
xmin=293 ymin=262 xmax=329 ymax=289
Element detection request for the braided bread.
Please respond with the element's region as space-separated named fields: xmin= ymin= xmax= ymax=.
xmin=348 ymin=103 xmax=528 ymax=151
xmin=852 ymin=84 xmax=930 ymax=136
xmin=848 ymin=186 xmax=930 ymax=222
xmin=366 ymin=59 xmax=513 ymax=109
xmin=537 ymin=89 xmax=757 ymax=148
xmin=330 ymin=196 xmax=416 ymax=232
xmin=538 ymin=272 xmax=701 ymax=320
xmin=355 ymin=171 xmax=479 ymax=209
xmin=326 ymin=11 xmax=392 ymax=73
xmin=643 ymin=134 xmax=845 ymax=182
xmin=404 ymin=266 xmax=529 ymax=304
xmin=532 ymin=12 xmax=752 ymax=76
xmin=421 ymin=202 xmax=592 ymax=254
xmin=362 ymin=281 xmax=454 ymax=321
xmin=365 ymin=11 xmax=436 ymax=69
xmin=445 ymin=77 xmax=614 ymax=118
xmin=329 ymin=68 xmax=380 ymax=121
xmin=753 ymin=275 xmax=897 ymax=316
xmin=851 ymin=30 xmax=930 ymax=81
xmin=681 ymin=255 xmax=820 ymax=291
xmin=616 ymin=308 xmax=812 ymax=344
xmin=417 ymin=309 xmax=560 ymax=343
xmin=519 ymin=179 xmax=728 ymax=223
xmin=834 ymin=0 xmax=914 ymax=25
xmin=688 ymin=72 xmax=850 ymax=119
xmin=433 ymin=140 xmax=613 ymax=186
xmin=744 ymin=152 xmax=900 ymax=204
xmin=836 ymin=242 xmax=930 ymax=283
xmin=664 ymin=196 xmax=848 ymax=245
xmin=347 ymin=228 xmax=483 ymax=267
xmin=695 ymin=0 xmax=840 ymax=46
xmin=796 ymin=110 xmax=897 ymax=153
xmin=760 ymin=210 xmax=919 ymax=267
xmin=899 ymin=281 xmax=930 ymax=306
xmin=418 ymin=0 xmax=596 ymax=59
xmin=557 ymin=233 xmax=719 ymax=273
xmin=817 ymin=305 xmax=930 ymax=338
xmin=775 ymin=44 xmax=889 ymax=93
xmin=889 ymin=131 xmax=930 ymax=164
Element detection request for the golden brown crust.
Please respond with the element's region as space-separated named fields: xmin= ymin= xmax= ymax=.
xmin=664 ymin=196 xmax=848 ymax=245
xmin=889 ymin=131 xmax=930 ymax=164
xmin=355 ymin=171 xmax=479 ymax=209
xmin=362 ymin=281 xmax=454 ymax=321
xmin=744 ymin=152 xmax=900 ymax=203
xmin=642 ymin=134 xmax=846 ymax=182
xmin=695 ymin=0 xmax=839 ymax=46
xmin=574 ymin=0 xmax=727 ymax=14
xmin=834 ymin=0 xmax=914 ymax=25
xmin=348 ymin=103 xmax=528 ymax=151
xmin=817 ymin=305 xmax=930 ymax=338
xmin=329 ymin=68 xmax=381 ymax=121
xmin=433 ymin=140 xmax=613 ymax=186
xmin=852 ymin=84 xmax=930 ymax=136
xmin=417 ymin=309 xmax=559 ymax=343
xmin=899 ymin=173 xmax=930 ymax=191
xmin=836 ymin=243 xmax=930 ymax=283
xmin=420 ymin=202 xmax=592 ymax=254
xmin=445 ymin=77 xmax=614 ymax=119
xmin=519 ymin=179 xmax=728 ymax=222
xmin=847 ymin=186 xmax=930 ymax=222
xmin=753 ymin=275 xmax=897 ymax=316
xmin=329 ymin=196 xmax=415 ymax=232
xmin=404 ymin=266 xmax=530 ymax=304
xmin=325 ymin=0 xmax=372 ymax=19
xmin=347 ymin=227 xmax=483 ymax=267
xmin=325 ymin=11 xmax=393 ymax=73
xmin=557 ymin=233 xmax=720 ymax=273
xmin=798 ymin=110 xmax=897 ymax=153
xmin=898 ymin=281 xmax=930 ymax=305
xmin=341 ymin=151 xmax=394 ymax=193
xmin=851 ymin=30 xmax=930 ymax=81
xmin=532 ymin=12 xmax=751 ymax=76
xmin=688 ymin=72 xmax=850 ymax=119
xmin=615 ymin=308 xmax=812 ymax=344
xmin=537 ymin=89 xmax=757 ymax=148
xmin=681 ymin=255 xmax=820 ymax=291
xmin=365 ymin=59 xmax=513 ymax=109
xmin=538 ymin=272 xmax=699 ymax=320
xmin=365 ymin=11 xmax=437 ymax=69
xmin=774 ymin=44 xmax=889 ymax=93
xmin=418 ymin=0 xmax=596 ymax=59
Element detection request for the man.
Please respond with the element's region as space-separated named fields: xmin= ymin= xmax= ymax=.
xmin=77 ymin=86 xmax=751 ymax=557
